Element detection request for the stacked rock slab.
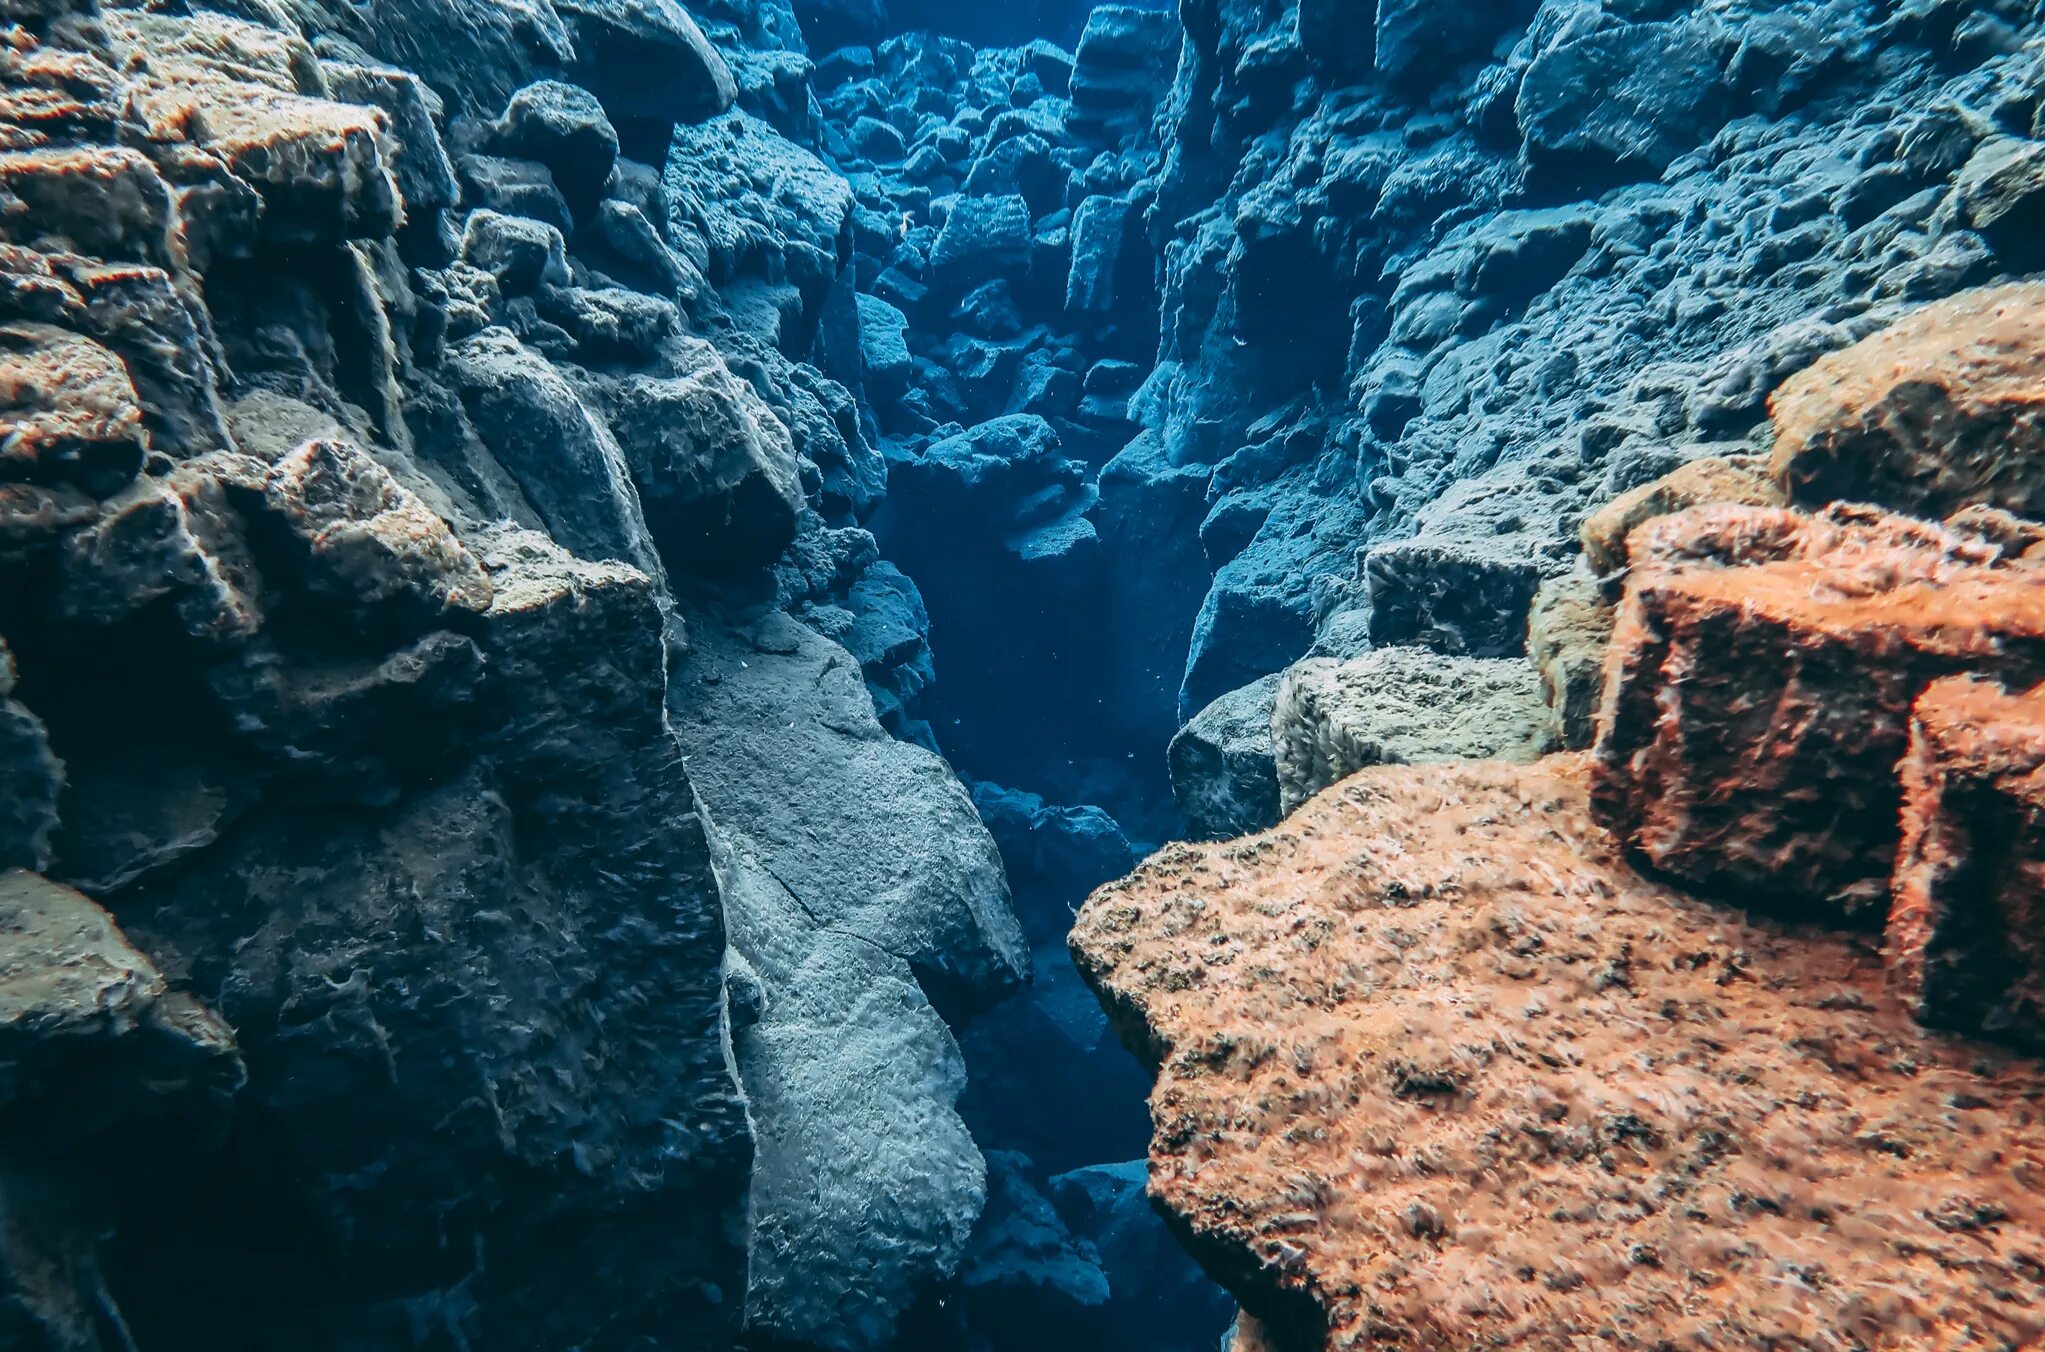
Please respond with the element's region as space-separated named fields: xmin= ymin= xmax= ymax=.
xmin=1589 ymin=502 xmax=2045 ymax=923
xmin=1072 ymin=757 xmax=2045 ymax=1352
xmin=1891 ymin=676 xmax=2045 ymax=1048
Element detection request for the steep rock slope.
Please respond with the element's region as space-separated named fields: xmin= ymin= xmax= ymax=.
xmin=1150 ymin=0 xmax=2045 ymax=829
xmin=0 ymin=0 xmax=1028 ymax=1346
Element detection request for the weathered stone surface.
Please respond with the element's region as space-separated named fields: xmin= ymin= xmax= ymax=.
xmin=1771 ymin=284 xmax=2045 ymax=520
xmin=1273 ymin=647 xmax=1552 ymax=813
xmin=262 ymin=439 xmax=494 ymax=625
xmin=1169 ymin=675 xmax=1281 ymax=841
xmin=585 ymin=341 xmax=804 ymax=573
xmin=1073 ymin=756 xmax=2045 ymax=1352
xmin=1517 ymin=21 xmax=1728 ymax=183
xmin=488 ymin=79 xmax=617 ymax=218
xmin=1591 ymin=503 xmax=2045 ymax=923
xmin=1890 ymin=675 xmax=2045 ymax=1048
xmin=54 ymin=458 xmax=262 ymax=640
xmin=1526 ymin=568 xmax=1613 ymax=752
xmin=0 ymin=870 xmax=241 ymax=1127
xmin=1579 ymin=455 xmax=1784 ymax=584
xmin=0 ymin=321 xmax=146 ymax=493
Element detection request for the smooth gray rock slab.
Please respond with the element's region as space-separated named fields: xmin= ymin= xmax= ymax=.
xmin=671 ymin=609 xmax=1027 ymax=1350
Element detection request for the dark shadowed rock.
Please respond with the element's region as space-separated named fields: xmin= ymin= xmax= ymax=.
xmin=1892 ymin=675 xmax=2045 ymax=1051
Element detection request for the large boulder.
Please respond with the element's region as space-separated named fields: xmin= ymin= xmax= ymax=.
xmin=1169 ymin=675 xmax=1282 ymax=841
xmin=1591 ymin=503 xmax=2045 ymax=923
xmin=553 ymin=0 xmax=736 ymax=137
xmin=1517 ymin=20 xmax=1729 ymax=185
xmin=585 ymin=341 xmax=805 ymax=573
xmin=1890 ymin=675 xmax=2045 ymax=1049
xmin=1525 ymin=569 xmax=1613 ymax=752
xmin=1770 ymin=283 xmax=2045 ymax=520
xmin=670 ymin=609 xmax=1028 ymax=1350
xmin=1579 ymin=455 xmax=1784 ymax=585
xmin=487 ymin=80 xmax=618 ymax=218
xmin=1072 ymin=756 xmax=2045 ymax=1352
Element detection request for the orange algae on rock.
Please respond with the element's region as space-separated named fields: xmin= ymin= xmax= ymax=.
xmin=1072 ymin=755 xmax=2045 ymax=1352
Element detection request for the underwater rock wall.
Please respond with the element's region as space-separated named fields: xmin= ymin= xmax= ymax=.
xmin=0 ymin=0 xmax=1027 ymax=1346
xmin=12 ymin=0 xmax=2045 ymax=1348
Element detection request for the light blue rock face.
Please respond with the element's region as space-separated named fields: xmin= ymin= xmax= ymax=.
xmin=670 ymin=610 xmax=1027 ymax=1350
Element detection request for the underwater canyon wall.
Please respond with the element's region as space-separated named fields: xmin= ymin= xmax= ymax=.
xmin=8 ymin=0 xmax=2045 ymax=1348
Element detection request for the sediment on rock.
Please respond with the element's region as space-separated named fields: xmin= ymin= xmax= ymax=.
xmin=1072 ymin=756 xmax=2045 ymax=1352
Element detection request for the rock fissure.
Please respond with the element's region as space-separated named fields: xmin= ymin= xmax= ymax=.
xmin=9 ymin=0 xmax=2045 ymax=1348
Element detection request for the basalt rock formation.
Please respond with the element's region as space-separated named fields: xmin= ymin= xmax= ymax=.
xmin=1077 ymin=263 xmax=2045 ymax=1352
xmin=0 ymin=0 xmax=1031 ymax=1345
xmin=16 ymin=0 xmax=2045 ymax=1347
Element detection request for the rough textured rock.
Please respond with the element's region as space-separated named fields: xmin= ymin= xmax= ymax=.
xmin=1771 ymin=283 xmax=2045 ymax=520
xmin=1591 ymin=503 xmax=2045 ymax=924
xmin=0 ymin=2 xmax=1027 ymax=1344
xmin=1273 ymin=647 xmax=1554 ymax=813
xmin=1890 ymin=675 xmax=2045 ymax=1049
xmin=1073 ymin=756 xmax=2045 ymax=1352
xmin=0 ymin=870 xmax=243 ymax=1352
xmin=1169 ymin=675 xmax=1281 ymax=841
xmin=1579 ymin=454 xmax=1784 ymax=584
xmin=1526 ymin=568 xmax=1613 ymax=752
xmin=670 ymin=608 xmax=1028 ymax=1350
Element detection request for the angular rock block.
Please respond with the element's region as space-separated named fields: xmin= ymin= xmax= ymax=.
xmin=1273 ymin=647 xmax=1552 ymax=813
xmin=262 ymin=439 xmax=495 ymax=626
xmin=1771 ymin=283 xmax=2045 ymax=519
xmin=488 ymin=79 xmax=618 ymax=218
xmin=1591 ymin=503 xmax=2045 ymax=921
xmin=590 ymin=347 xmax=804 ymax=573
xmin=0 ymin=320 xmax=148 ymax=493
xmin=1168 ymin=674 xmax=1281 ymax=841
xmin=1579 ymin=454 xmax=1784 ymax=584
xmin=1890 ymin=676 xmax=2045 ymax=1047
xmin=1363 ymin=533 xmax=1543 ymax=657
xmin=1526 ymin=568 xmax=1614 ymax=752
xmin=1072 ymin=756 xmax=2045 ymax=1352
xmin=0 ymin=869 xmax=242 ymax=1131
xmin=1517 ymin=20 xmax=1729 ymax=184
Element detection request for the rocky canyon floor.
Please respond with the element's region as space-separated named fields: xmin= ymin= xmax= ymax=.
xmin=6 ymin=0 xmax=2045 ymax=1350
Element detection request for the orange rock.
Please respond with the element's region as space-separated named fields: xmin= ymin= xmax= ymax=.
xmin=1590 ymin=502 xmax=2045 ymax=922
xmin=1578 ymin=454 xmax=1783 ymax=584
xmin=1770 ymin=283 xmax=2045 ymax=519
xmin=1071 ymin=756 xmax=2045 ymax=1352
xmin=1891 ymin=676 xmax=2045 ymax=1047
